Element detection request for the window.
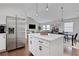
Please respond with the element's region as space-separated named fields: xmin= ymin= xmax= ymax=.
xmin=43 ymin=25 xmax=46 ymax=30
xmin=47 ymin=25 xmax=50 ymax=30
xmin=64 ymin=22 xmax=74 ymax=32
xmin=43 ymin=25 xmax=50 ymax=30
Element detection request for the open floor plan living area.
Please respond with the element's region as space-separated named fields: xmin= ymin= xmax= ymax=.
xmin=0 ymin=3 xmax=79 ymax=56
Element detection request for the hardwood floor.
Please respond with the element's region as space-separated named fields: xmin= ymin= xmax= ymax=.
xmin=0 ymin=47 xmax=79 ymax=56
xmin=0 ymin=38 xmax=31 ymax=56
xmin=0 ymin=38 xmax=79 ymax=56
xmin=8 ymin=48 xmax=29 ymax=56
xmin=0 ymin=47 xmax=31 ymax=56
xmin=64 ymin=47 xmax=79 ymax=56
xmin=0 ymin=52 xmax=8 ymax=56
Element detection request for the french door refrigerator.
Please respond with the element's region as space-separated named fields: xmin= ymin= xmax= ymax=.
xmin=6 ymin=16 xmax=25 ymax=51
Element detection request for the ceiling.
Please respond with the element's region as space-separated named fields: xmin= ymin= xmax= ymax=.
xmin=0 ymin=3 xmax=79 ymax=23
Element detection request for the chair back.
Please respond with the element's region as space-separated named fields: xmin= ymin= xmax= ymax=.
xmin=74 ymin=33 xmax=78 ymax=39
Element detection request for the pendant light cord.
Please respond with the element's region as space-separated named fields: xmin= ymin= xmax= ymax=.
xmin=36 ymin=3 xmax=38 ymax=16
xmin=61 ymin=7 xmax=64 ymax=22
xmin=46 ymin=3 xmax=48 ymax=11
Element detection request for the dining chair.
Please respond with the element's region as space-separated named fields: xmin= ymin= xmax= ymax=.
xmin=73 ymin=33 xmax=78 ymax=45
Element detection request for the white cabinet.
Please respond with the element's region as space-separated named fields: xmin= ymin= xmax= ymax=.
xmin=28 ymin=34 xmax=64 ymax=56
xmin=28 ymin=36 xmax=50 ymax=56
xmin=28 ymin=35 xmax=39 ymax=56
xmin=38 ymin=44 xmax=49 ymax=56
xmin=28 ymin=35 xmax=33 ymax=52
xmin=0 ymin=33 xmax=6 ymax=52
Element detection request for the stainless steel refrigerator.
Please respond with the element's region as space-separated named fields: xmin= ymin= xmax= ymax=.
xmin=6 ymin=16 xmax=25 ymax=51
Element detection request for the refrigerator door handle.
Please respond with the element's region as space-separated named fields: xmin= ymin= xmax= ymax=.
xmin=8 ymin=28 xmax=15 ymax=34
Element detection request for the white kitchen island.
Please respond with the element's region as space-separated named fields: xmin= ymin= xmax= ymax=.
xmin=28 ymin=33 xmax=64 ymax=56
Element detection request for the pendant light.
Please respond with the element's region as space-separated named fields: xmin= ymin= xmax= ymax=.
xmin=46 ymin=3 xmax=48 ymax=11
xmin=61 ymin=6 xmax=64 ymax=22
xmin=35 ymin=3 xmax=38 ymax=16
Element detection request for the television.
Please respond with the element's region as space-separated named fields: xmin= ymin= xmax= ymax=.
xmin=29 ymin=24 xmax=36 ymax=29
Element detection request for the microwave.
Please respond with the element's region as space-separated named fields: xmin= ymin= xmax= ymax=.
xmin=0 ymin=25 xmax=6 ymax=33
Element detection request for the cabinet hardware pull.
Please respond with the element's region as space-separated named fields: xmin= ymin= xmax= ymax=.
xmin=30 ymin=37 xmax=32 ymax=38
xmin=39 ymin=40 xmax=43 ymax=43
xmin=39 ymin=46 xmax=42 ymax=51
xmin=30 ymin=41 xmax=32 ymax=44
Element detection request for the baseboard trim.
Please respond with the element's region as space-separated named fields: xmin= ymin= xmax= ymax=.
xmin=6 ymin=46 xmax=25 ymax=52
xmin=0 ymin=49 xmax=6 ymax=53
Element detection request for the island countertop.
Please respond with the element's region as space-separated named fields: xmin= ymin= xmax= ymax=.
xmin=28 ymin=33 xmax=64 ymax=41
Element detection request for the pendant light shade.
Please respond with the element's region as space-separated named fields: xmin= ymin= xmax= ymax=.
xmin=46 ymin=3 xmax=48 ymax=11
xmin=35 ymin=3 xmax=38 ymax=16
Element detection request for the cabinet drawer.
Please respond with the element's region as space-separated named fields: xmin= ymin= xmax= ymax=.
xmin=38 ymin=44 xmax=49 ymax=56
xmin=0 ymin=38 xmax=6 ymax=51
xmin=38 ymin=39 xmax=49 ymax=47
xmin=28 ymin=35 xmax=33 ymax=39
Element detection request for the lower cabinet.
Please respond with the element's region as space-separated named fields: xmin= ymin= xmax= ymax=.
xmin=0 ymin=34 xmax=6 ymax=52
xmin=28 ymin=35 xmax=49 ymax=56
xmin=28 ymin=35 xmax=63 ymax=56
xmin=38 ymin=44 xmax=49 ymax=56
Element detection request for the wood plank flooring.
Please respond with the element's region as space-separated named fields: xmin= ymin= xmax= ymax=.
xmin=0 ymin=38 xmax=79 ymax=56
xmin=0 ymin=47 xmax=79 ymax=56
xmin=0 ymin=47 xmax=31 ymax=56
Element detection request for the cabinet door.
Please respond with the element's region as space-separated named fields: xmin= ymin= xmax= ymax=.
xmin=38 ymin=39 xmax=49 ymax=56
xmin=38 ymin=44 xmax=49 ymax=56
xmin=32 ymin=37 xmax=39 ymax=56
xmin=0 ymin=34 xmax=6 ymax=51
xmin=28 ymin=35 xmax=33 ymax=52
xmin=28 ymin=36 xmax=39 ymax=56
xmin=28 ymin=36 xmax=49 ymax=56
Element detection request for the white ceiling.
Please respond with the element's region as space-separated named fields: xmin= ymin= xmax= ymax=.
xmin=0 ymin=3 xmax=79 ymax=23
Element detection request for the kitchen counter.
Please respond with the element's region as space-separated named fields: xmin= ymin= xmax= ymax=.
xmin=28 ymin=33 xmax=64 ymax=56
xmin=28 ymin=33 xmax=64 ymax=41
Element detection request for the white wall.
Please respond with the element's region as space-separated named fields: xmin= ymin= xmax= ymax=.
xmin=0 ymin=6 xmax=26 ymax=24
xmin=27 ymin=17 xmax=39 ymax=33
xmin=0 ymin=6 xmax=27 ymax=34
